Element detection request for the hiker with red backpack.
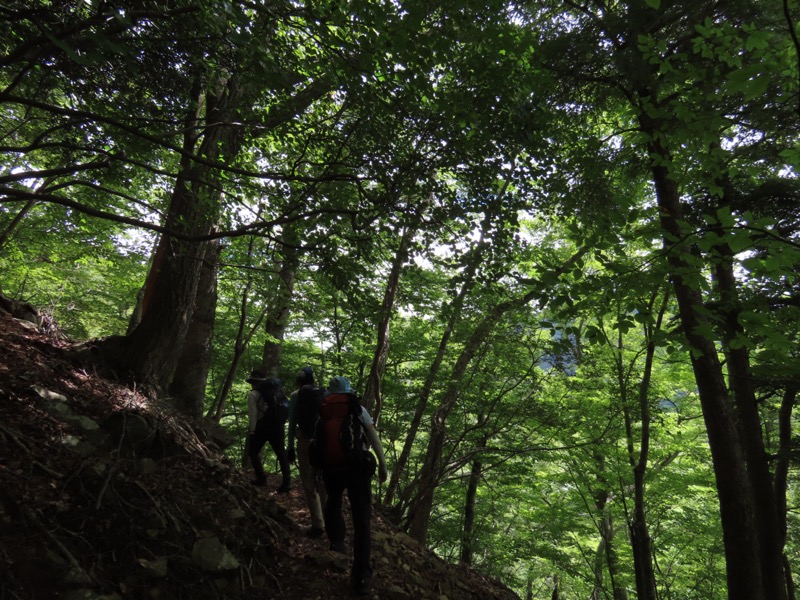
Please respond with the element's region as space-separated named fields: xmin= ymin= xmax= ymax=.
xmin=286 ymin=367 xmax=327 ymax=538
xmin=245 ymin=369 xmax=291 ymax=493
xmin=310 ymin=376 xmax=388 ymax=596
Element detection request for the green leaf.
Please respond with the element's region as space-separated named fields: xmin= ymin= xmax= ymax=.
xmin=779 ymin=148 xmax=800 ymax=170
xmin=724 ymin=64 xmax=770 ymax=101
xmin=745 ymin=30 xmax=770 ymax=51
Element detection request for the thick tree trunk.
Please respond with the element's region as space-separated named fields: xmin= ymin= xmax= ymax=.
xmin=646 ymin=132 xmax=766 ymax=600
xmin=118 ymin=69 xmax=330 ymax=394
xmin=123 ymin=183 xmax=216 ymax=391
xmin=169 ymin=240 xmax=220 ymax=417
xmin=710 ymin=218 xmax=786 ymax=600
xmin=120 ymin=77 xmax=236 ymax=392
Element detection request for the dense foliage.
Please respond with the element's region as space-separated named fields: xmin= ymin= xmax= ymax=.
xmin=1 ymin=0 xmax=798 ymax=598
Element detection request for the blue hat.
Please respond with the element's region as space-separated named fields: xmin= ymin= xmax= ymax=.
xmin=326 ymin=376 xmax=355 ymax=396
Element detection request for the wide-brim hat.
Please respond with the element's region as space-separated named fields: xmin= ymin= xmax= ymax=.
xmin=326 ymin=376 xmax=354 ymax=396
xmin=246 ymin=369 xmax=268 ymax=383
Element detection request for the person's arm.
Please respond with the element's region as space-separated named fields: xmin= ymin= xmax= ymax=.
xmin=286 ymin=391 xmax=298 ymax=461
xmin=364 ymin=423 xmax=388 ymax=482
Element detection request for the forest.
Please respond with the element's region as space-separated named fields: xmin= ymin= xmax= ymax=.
xmin=1 ymin=0 xmax=798 ymax=598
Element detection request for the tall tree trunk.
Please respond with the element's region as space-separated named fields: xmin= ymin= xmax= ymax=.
xmin=384 ymin=214 xmax=491 ymax=506
xmin=115 ymin=66 xmax=330 ymax=393
xmin=261 ymin=229 xmax=300 ymax=376
xmin=776 ymin=386 xmax=797 ymax=598
xmin=122 ymin=183 xmax=218 ymax=391
xmin=362 ymin=218 xmax=418 ymax=422
xmin=622 ymin=289 xmax=667 ymax=600
xmin=644 ymin=126 xmax=766 ymax=600
xmin=207 ymin=239 xmax=267 ymax=421
xmin=405 ymin=291 xmax=534 ymax=542
xmin=169 ymin=239 xmax=220 ymax=417
xmin=119 ymin=76 xmax=238 ymax=392
xmin=710 ymin=212 xmax=785 ymax=599
xmin=459 ymin=432 xmax=487 ymax=565
xmin=588 ymin=452 xmax=627 ymax=600
xmin=404 ymin=248 xmax=588 ymax=542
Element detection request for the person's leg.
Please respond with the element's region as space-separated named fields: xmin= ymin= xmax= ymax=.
xmin=248 ymin=426 xmax=268 ymax=485
xmin=347 ymin=468 xmax=373 ymax=590
xmin=323 ymin=470 xmax=347 ymax=553
xmin=316 ymin=467 xmax=328 ymax=510
xmin=267 ymin=423 xmax=291 ymax=491
xmin=296 ymin=432 xmax=325 ymax=531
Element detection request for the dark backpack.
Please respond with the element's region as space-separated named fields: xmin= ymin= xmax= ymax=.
xmin=296 ymin=385 xmax=325 ymax=436
xmin=256 ymin=378 xmax=288 ymax=424
xmin=309 ymin=393 xmax=367 ymax=469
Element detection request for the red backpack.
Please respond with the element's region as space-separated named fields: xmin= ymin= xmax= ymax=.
xmin=309 ymin=393 xmax=366 ymax=469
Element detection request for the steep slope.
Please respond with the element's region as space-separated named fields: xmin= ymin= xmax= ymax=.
xmin=0 ymin=304 xmax=520 ymax=600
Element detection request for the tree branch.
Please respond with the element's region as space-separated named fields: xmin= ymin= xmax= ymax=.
xmin=0 ymin=185 xmax=360 ymax=242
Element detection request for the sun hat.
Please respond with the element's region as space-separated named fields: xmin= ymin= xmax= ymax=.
xmin=326 ymin=376 xmax=355 ymax=396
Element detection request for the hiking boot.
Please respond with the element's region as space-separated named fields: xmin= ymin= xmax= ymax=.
xmin=305 ymin=526 xmax=325 ymax=539
xmin=277 ymin=483 xmax=291 ymax=493
xmin=250 ymin=478 xmax=267 ymax=487
xmin=353 ymin=574 xmax=372 ymax=596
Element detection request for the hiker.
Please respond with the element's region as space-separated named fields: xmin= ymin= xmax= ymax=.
xmin=313 ymin=376 xmax=388 ymax=596
xmin=245 ymin=369 xmax=291 ymax=493
xmin=286 ymin=367 xmax=327 ymax=538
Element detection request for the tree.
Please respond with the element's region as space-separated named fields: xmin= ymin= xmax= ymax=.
xmin=522 ymin=0 xmax=799 ymax=596
xmin=405 ymin=246 xmax=589 ymax=542
xmin=2 ymin=1 xmax=799 ymax=597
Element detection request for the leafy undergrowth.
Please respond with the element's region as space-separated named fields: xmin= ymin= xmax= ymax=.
xmin=0 ymin=306 xmax=520 ymax=600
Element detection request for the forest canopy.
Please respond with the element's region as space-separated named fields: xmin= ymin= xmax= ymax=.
xmin=1 ymin=0 xmax=799 ymax=598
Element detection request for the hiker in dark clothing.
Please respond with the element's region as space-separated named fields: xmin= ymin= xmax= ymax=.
xmin=287 ymin=367 xmax=327 ymax=537
xmin=246 ymin=369 xmax=291 ymax=493
xmin=315 ymin=376 xmax=388 ymax=596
